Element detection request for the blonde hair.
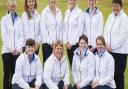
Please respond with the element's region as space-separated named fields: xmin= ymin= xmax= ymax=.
xmin=7 ymin=0 xmax=17 ymax=6
xmin=53 ymin=40 xmax=63 ymax=49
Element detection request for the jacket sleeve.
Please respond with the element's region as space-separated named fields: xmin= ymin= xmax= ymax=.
xmin=44 ymin=59 xmax=58 ymax=89
xmin=35 ymin=57 xmax=43 ymax=87
xmin=111 ymin=17 xmax=127 ymax=50
xmin=79 ymin=53 xmax=95 ymax=88
xmin=73 ymin=11 xmax=84 ymax=45
xmin=63 ymin=11 xmax=68 ymax=44
xmin=99 ymin=55 xmax=115 ymax=85
xmin=12 ymin=55 xmax=30 ymax=89
xmin=1 ymin=17 xmax=11 ymax=48
xmin=57 ymin=11 xmax=63 ymax=41
xmin=98 ymin=12 xmax=104 ymax=35
xmin=40 ymin=10 xmax=49 ymax=44
xmin=37 ymin=15 xmax=42 ymax=44
xmin=63 ymin=59 xmax=70 ymax=85
xmin=72 ymin=54 xmax=78 ymax=84
xmin=16 ymin=18 xmax=24 ymax=52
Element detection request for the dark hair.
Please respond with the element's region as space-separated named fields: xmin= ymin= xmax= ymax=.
xmin=25 ymin=38 xmax=35 ymax=46
xmin=96 ymin=36 xmax=106 ymax=46
xmin=112 ymin=0 xmax=122 ymax=7
xmin=79 ymin=34 xmax=88 ymax=44
xmin=24 ymin=0 xmax=37 ymax=19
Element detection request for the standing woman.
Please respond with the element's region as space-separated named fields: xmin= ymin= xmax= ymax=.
xmin=91 ymin=36 xmax=116 ymax=89
xmin=41 ymin=0 xmax=63 ymax=62
xmin=22 ymin=0 xmax=41 ymax=54
xmin=63 ymin=0 xmax=84 ymax=65
xmin=84 ymin=0 xmax=103 ymax=53
xmin=1 ymin=0 xmax=24 ymax=89
xmin=44 ymin=40 xmax=71 ymax=89
xmin=103 ymin=0 xmax=128 ymax=89
xmin=72 ymin=34 xmax=95 ymax=89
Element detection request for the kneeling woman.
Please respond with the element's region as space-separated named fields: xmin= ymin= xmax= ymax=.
xmin=91 ymin=36 xmax=116 ymax=89
xmin=12 ymin=39 xmax=43 ymax=89
xmin=44 ymin=40 xmax=71 ymax=89
xmin=72 ymin=34 xmax=95 ymax=89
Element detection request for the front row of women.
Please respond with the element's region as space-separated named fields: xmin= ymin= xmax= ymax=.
xmin=12 ymin=34 xmax=116 ymax=89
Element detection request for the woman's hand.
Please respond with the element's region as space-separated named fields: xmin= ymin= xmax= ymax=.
xmin=91 ymin=81 xmax=99 ymax=88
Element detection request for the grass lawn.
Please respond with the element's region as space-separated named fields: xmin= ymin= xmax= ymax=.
xmin=0 ymin=0 xmax=128 ymax=89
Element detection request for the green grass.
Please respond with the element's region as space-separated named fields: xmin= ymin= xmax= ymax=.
xmin=0 ymin=0 xmax=128 ymax=89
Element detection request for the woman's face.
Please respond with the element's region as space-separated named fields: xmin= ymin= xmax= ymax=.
xmin=96 ymin=39 xmax=105 ymax=53
xmin=49 ymin=0 xmax=56 ymax=9
xmin=26 ymin=45 xmax=35 ymax=56
xmin=54 ymin=45 xmax=63 ymax=60
xmin=79 ymin=39 xmax=88 ymax=52
xmin=69 ymin=0 xmax=77 ymax=9
xmin=27 ymin=0 xmax=35 ymax=10
xmin=112 ymin=3 xmax=122 ymax=16
xmin=8 ymin=2 xmax=16 ymax=13
xmin=88 ymin=0 xmax=95 ymax=9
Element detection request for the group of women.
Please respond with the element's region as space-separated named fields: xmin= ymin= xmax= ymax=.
xmin=1 ymin=0 xmax=128 ymax=89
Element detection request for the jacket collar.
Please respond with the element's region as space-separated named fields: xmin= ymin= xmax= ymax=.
xmin=69 ymin=5 xmax=78 ymax=12
xmin=86 ymin=7 xmax=98 ymax=15
xmin=25 ymin=53 xmax=37 ymax=63
xmin=46 ymin=5 xmax=60 ymax=14
xmin=96 ymin=48 xmax=106 ymax=57
xmin=112 ymin=9 xmax=123 ymax=17
xmin=75 ymin=47 xmax=89 ymax=58
xmin=52 ymin=53 xmax=65 ymax=64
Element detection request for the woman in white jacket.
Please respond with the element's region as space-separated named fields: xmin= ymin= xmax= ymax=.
xmin=63 ymin=0 xmax=84 ymax=65
xmin=91 ymin=36 xmax=116 ymax=89
xmin=44 ymin=40 xmax=71 ymax=89
xmin=12 ymin=39 xmax=43 ymax=89
xmin=72 ymin=34 xmax=95 ymax=89
xmin=40 ymin=0 xmax=63 ymax=62
xmin=1 ymin=0 xmax=24 ymax=89
xmin=22 ymin=0 xmax=41 ymax=54
xmin=84 ymin=0 xmax=103 ymax=54
xmin=103 ymin=0 xmax=128 ymax=89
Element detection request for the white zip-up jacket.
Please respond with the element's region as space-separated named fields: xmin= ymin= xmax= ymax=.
xmin=12 ymin=53 xmax=43 ymax=89
xmin=94 ymin=50 xmax=116 ymax=88
xmin=22 ymin=10 xmax=41 ymax=46
xmin=40 ymin=6 xmax=63 ymax=45
xmin=72 ymin=48 xmax=95 ymax=88
xmin=1 ymin=13 xmax=24 ymax=54
xmin=84 ymin=7 xmax=103 ymax=47
xmin=44 ymin=53 xmax=70 ymax=89
xmin=104 ymin=10 xmax=128 ymax=54
xmin=63 ymin=5 xmax=84 ymax=45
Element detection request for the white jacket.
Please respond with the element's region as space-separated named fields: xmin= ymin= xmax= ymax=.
xmin=104 ymin=10 xmax=128 ymax=54
xmin=63 ymin=5 xmax=84 ymax=45
xmin=44 ymin=53 xmax=70 ymax=89
xmin=1 ymin=13 xmax=24 ymax=54
xmin=22 ymin=10 xmax=41 ymax=46
xmin=94 ymin=50 xmax=116 ymax=88
xmin=84 ymin=7 xmax=104 ymax=47
xmin=12 ymin=53 xmax=43 ymax=89
xmin=72 ymin=48 xmax=95 ymax=88
xmin=40 ymin=6 xmax=63 ymax=45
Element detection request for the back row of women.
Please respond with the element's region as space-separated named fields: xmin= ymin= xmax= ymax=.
xmin=1 ymin=0 xmax=128 ymax=89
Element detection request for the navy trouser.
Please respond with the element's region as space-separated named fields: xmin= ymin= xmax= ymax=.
xmin=73 ymin=85 xmax=91 ymax=89
xmin=42 ymin=43 xmax=53 ymax=63
xmin=2 ymin=53 xmax=19 ymax=89
xmin=93 ymin=85 xmax=113 ymax=89
xmin=110 ymin=53 xmax=127 ymax=89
